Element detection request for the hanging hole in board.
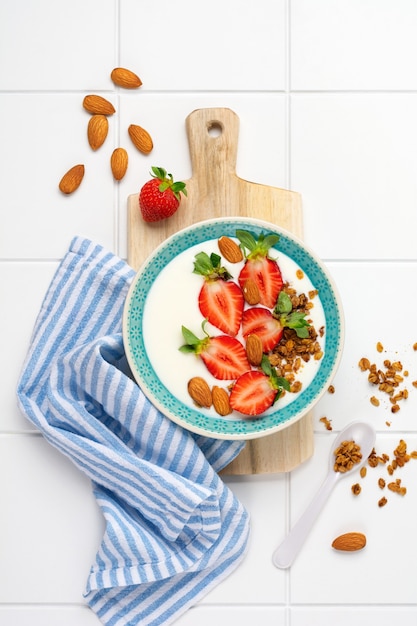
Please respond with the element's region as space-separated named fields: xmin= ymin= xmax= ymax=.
xmin=207 ymin=121 xmax=223 ymax=138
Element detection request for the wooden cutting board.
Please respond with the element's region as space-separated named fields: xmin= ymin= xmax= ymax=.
xmin=127 ymin=107 xmax=313 ymax=475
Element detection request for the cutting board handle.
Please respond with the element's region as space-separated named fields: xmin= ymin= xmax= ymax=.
xmin=186 ymin=108 xmax=239 ymax=183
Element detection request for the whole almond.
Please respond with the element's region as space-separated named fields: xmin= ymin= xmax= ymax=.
xmin=111 ymin=67 xmax=142 ymax=89
xmin=83 ymin=94 xmax=116 ymax=116
xmin=128 ymin=124 xmax=153 ymax=154
xmin=111 ymin=148 xmax=128 ymax=181
xmin=243 ymin=278 xmax=261 ymax=305
xmin=212 ymin=386 xmax=232 ymax=416
xmin=59 ymin=164 xmax=85 ymax=194
xmin=331 ymin=532 xmax=367 ymax=552
xmin=218 ymin=236 xmax=243 ymax=263
xmin=246 ymin=334 xmax=263 ymax=366
xmin=87 ymin=114 xmax=109 ymax=151
xmin=188 ymin=377 xmax=212 ymax=408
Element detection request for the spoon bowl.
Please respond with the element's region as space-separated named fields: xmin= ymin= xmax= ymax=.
xmin=272 ymin=420 xmax=376 ymax=569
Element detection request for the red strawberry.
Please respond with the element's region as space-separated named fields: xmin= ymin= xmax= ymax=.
xmin=180 ymin=325 xmax=250 ymax=380
xmin=230 ymin=356 xmax=290 ymax=416
xmin=242 ymin=307 xmax=283 ymax=352
xmin=193 ymin=251 xmax=244 ymax=336
xmin=139 ymin=166 xmax=187 ymax=222
xmin=236 ymin=229 xmax=283 ymax=308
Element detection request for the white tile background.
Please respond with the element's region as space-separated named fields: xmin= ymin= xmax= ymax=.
xmin=1 ymin=0 xmax=417 ymax=624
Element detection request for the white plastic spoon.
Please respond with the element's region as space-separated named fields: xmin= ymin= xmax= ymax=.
xmin=272 ymin=420 xmax=376 ymax=569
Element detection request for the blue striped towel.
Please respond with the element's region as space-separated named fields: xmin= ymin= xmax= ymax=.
xmin=17 ymin=237 xmax=250 ymax=626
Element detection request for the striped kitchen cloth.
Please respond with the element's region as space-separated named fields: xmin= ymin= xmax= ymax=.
xmin=16 ymin=236 xmax=250 ymax=626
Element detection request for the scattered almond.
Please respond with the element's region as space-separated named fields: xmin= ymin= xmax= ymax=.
xmin=110 ymin=148 xmax=128 ymax=181
xmin=110 ymin=67 xmax=142 ymax=89
xmin=218 ymin=236 xmax=243 ymax=263
xmin=242 ymin=278 xmax=261 ymax=305
xmin=58 ymin=164 xmax=85 ymax=194
xmin=188 ymin=377 xmax=212 ymax=408
xmin=87 ymin=114 xmax=109 ymax=151
xmin=128 ymin=124 xmax=153 ymax=154
xmin=246 ymin=334 xmax=263 ymax=366
xmin=83 ymin=94 xmax=115 ymax=116
xmin=212 ymin=386 xmax=232 ymax=416
xmin=331 ymin=532 xmax=366 ymax=552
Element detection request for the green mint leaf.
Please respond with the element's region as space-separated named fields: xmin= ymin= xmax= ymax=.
xmin=235 ymin=229 xmax=257 ymax=251
xmin=181 ymin=325 xmax=200 ymax=346
xmin=275 ymin=291 xmax=293 ymax=315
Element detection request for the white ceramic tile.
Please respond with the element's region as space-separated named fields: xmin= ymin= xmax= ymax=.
xmin=0 ymin=94 xmax=117 ymax=259
xmin=0 ymin=434 xmax=103 ymax=602
xmin=312 ymin=262 xmax=417 ymax=433
xmin=200 ymin=474 xmax=287 ymax=604
xmin=0 ymin=606 xmax=100 ymax=626
xmin=292 ymin=607 xmax=417 ymax=626
xmin=290 ymin=0 xmax=417 ymax=90
xmin=291 ymin=93 xmax=417 ymax=260
xmin=0 ymin=0 xmax=116 ymax=91
xmin=177 ymin=605 xmax=286 ymax=625
xmin=117 ymin=93 xmax=288 ymax=258
xmin=120 ymin=0 xmax=287 ymax=91
xmin=0 ymin=262 xmax=58 ymax=433
xmin=288 ymin=432 xmax=417 ymax=604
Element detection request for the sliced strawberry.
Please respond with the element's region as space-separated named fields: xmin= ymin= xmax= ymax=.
xmin=230 ymin=357 xmax=290 ymax=416
xmin=236 ymin=229 xmax=283 ymax=308
xmin=229 ymin=370 xmax=277 ymax=416
xmin=180 ymin=325 xmax=251 ymax=380
xmin=194 ymin=251 xmax=244 ymax=336
xmin=242 ymin=307 xmax=283 ymax=352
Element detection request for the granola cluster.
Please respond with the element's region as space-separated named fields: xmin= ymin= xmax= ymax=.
xmin=268 ymin=284 xmax=324 ymax=392
xmin=333 ymin=440 xmax=362 ymax=473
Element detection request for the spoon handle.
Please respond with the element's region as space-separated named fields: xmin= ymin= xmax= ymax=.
xmin=272 ymin=472 xmax=339 ymax=569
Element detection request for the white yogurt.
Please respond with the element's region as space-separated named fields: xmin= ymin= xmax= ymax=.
xmin=142 ymin=238 xmax=326 ymax=418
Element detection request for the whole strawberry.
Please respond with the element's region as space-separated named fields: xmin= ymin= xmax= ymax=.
xmin=139 ymin=166 xmax=187 ymax=222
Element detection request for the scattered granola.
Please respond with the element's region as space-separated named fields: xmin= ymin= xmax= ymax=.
xmin=357 ymin=342 xmax=417 ymax=414
xmin=351 ymin=483 xmax=361 ymax=495
xmin=362 ymin=439 xmax=416 ymax=506
xmin=319 ymin=416 xmax=333 ymax=431
xmin=387 ymin=478 xmax=407 ymax=496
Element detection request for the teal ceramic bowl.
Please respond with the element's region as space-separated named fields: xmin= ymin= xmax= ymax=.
xmin=123 ymin=217 xmax=344 ymax=440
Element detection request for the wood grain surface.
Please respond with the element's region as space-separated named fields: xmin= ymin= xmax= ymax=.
xmin=127 ymin=107 xmax=313 ymax=474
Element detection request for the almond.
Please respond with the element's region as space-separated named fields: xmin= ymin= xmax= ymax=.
xmin=59 ymin=164 xmax=85 ymax=194
xmin=110 ymin=67 xmax=142 ymax=89
xmin=87 ymin=114 xmax=109 ymax=151
xmin=212 ymin=386 xmax=232 ymax=416
xmin=218 ymin=236 xmax=243 ymax=263
xmin=83 ymin=94 xmax=115 ymax=116
xmin=242 ymin=278 xmax=261 ymax=305
xmin=331 ymin=532 xmax=367 ymax=552
xmin=110 ymin=148 xmax=128 ymax=181
xmin=128 ymin=124 xmax=153 ymax=154
xmin=246 ymin=334 xmax=263 ymax=366
xmin=188 ymin=377 xmax=212 ymax=408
